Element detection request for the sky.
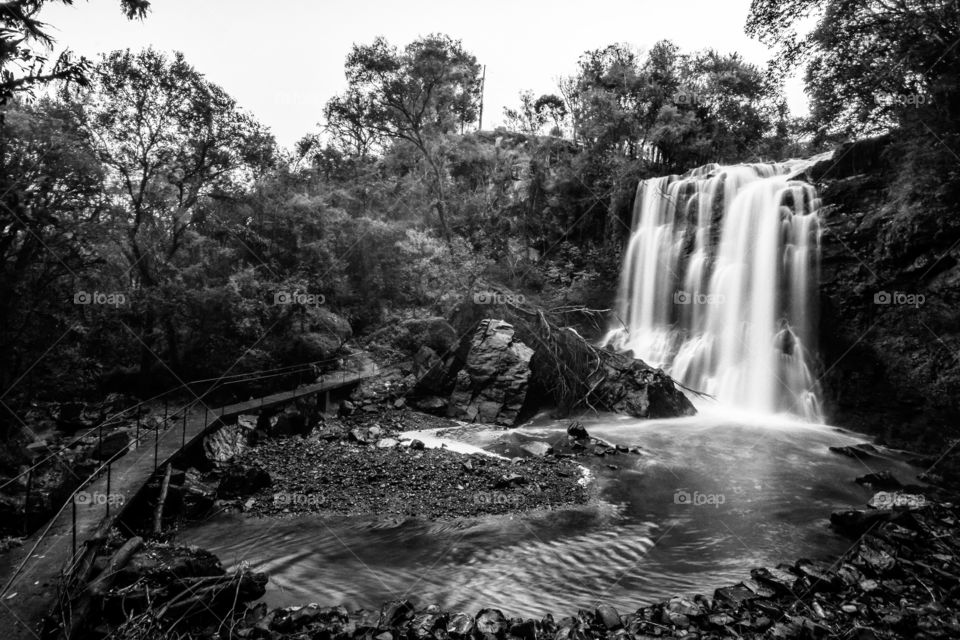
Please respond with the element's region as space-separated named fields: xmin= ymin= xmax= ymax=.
xmin=41 ymin=0 xmax=807 ymax=149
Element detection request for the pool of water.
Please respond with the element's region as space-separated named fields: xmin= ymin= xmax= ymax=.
xmin=178 ymin=409 xmax=921 ymax=617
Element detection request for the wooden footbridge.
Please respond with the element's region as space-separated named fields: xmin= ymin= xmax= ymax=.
xmin=0 ymin=366 xmax=380 ymax=640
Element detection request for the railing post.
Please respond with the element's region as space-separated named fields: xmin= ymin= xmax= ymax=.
xmin=182 ymin=405 xmax=187 ymax=446
xmin=154 ymin=422 xmax=159 ymax=471
xmin=98 ymin=424 xmax=103 ymax=466
xmin=136 ymin=411 xmax=141 ymax=446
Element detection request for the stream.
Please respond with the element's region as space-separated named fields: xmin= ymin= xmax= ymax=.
xmin=179 ymin=407 xmax=921 ymax=617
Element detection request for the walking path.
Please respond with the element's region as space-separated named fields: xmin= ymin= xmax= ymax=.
xmin=0 ymin=369 xmax=374 ymax=640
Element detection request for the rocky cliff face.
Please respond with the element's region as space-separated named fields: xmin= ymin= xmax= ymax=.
xmin=807 ymin=137 xmax=960 ymax=448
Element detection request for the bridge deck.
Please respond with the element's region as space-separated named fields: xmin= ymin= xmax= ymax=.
xmin=0 ymin=369 xmax=372 ymax=640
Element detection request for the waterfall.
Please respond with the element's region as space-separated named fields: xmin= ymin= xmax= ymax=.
xmin=603 ymin=162 xmax=823 ymax=422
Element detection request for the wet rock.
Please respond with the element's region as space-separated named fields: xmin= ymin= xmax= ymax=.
xmin=567 ymin=422 xmax=589 ymax=439
xmin=447 ymin=612 xmax=475 ymax=638
xmin=588 ymin=352 xmax=696 ymax=419
xmin=714 ymin=584 xmax=760 ymax=607
xmin=475 ymin=608 xmax=508 ymax=640
xmin=448 ymin=320 xmax=533 ymax=426
xmin=380 ymin=599 xmax=415 ymax=627
xmin=594 ymin=604 xmax=622 ymax=629
xmin=751 ymin=566 xmax=801 ymax=593
xmin=412 ymin=612 xmax=447 ymax=639
xmin=409 ymin=439 xmax=425 ymax=450
xmin=269 ymin=604 xmax=347 ymax=633
xmin=520 ymin=441 xmax=553 ymax=457
xmin=217 ymin=463 xmax=271 ymax=498
xmin=203 ymin=421 xmax=253 ymax=466
xmin=855 ymin=471 xmax=902 ymax=490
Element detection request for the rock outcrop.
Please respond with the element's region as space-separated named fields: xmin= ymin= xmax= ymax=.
xmin=811 ymin=135 xmax=960 ymax=447
xmin=447 ymin=320 xmax=533 ymax=426
xmin=590 ymin=351 xmax=696 ymax=419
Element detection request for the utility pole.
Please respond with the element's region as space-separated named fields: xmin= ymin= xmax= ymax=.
xmin=478 ymin=65 xmax=486 ymax=132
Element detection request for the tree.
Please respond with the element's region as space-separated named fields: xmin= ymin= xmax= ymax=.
xmin=0 ymin=99 xmax=105 ymax=395
xmin=0 ymin=0 xmax=150 ymax=105
xmin=504 ymin=90 xmax=544 ymax=135
xmin=534 ymin=94 xmax=567 ymax=136
xmin=322 ymin=88 xmax=380 ymax=157
xmin=746 ymin=0 xmax=960 ymax=137
xmin=68 ymin=48 xmax=275 ymax=377
xmin=326 ymin=34 xmax=482 ymax=240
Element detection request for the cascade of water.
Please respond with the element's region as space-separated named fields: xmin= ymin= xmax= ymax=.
xmin=604 ymin=162 xmax=823 ymax=422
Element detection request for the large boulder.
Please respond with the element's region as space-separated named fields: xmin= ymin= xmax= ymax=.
xmin=203 ymin=416 xmax=256 ymax=466
xmin=590 ymin=352 xmax=696 ymax=418
xmin=447 ymin=320 xmax=533 ymax=426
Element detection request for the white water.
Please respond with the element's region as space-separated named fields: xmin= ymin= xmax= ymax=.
xmin=603 ymin=162 xmax=823 ymax=421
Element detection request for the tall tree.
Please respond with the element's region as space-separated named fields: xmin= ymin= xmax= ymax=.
xmin=747 ymin=0 xmax=960 ymax=137
xmin=326 ymin=34 xmax=482 ymax=240
xmin=68 ymin=48 xmax=274 ymax=376
xmin=0 ymin=99 xmax=105 ymax=395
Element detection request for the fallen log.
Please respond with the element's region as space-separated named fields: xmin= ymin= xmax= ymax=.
xmin=152 ymin=464 xmax=172 ymax=536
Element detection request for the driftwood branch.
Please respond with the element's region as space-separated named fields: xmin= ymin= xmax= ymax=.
xmin=153 ymin=465 xmax=172 ymax=536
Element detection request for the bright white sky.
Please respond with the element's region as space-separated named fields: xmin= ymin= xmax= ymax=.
xmin=41 ymin=0 xmax=807 ymax=149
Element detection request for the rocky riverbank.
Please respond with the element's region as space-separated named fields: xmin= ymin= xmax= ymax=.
xmin=79 ymin=478 xmax=960 ymax=640
xmin=225 ymin=433 xmax=590 ymax=519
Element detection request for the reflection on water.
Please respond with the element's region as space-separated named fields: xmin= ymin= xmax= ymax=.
xmin=179 ymin=413 xmax=920 ymax=617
